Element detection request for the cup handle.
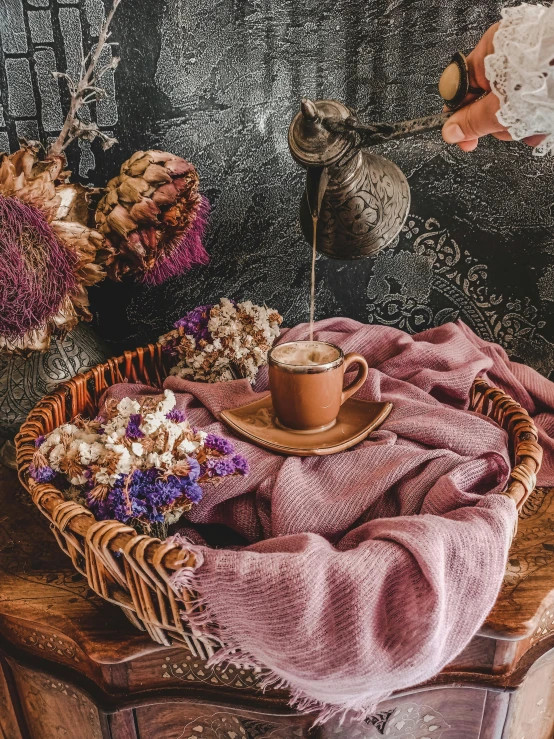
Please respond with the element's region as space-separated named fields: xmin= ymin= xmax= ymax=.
xmin=341 ymin=353 xmax=369 ymax=404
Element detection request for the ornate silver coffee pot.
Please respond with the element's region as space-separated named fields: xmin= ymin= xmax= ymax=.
xmin=288 ymin=100 xmax=451 ymax=259
xmin=288 ymin=53 xmax=475 ymax=259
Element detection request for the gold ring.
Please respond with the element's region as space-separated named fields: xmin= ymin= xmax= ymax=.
xmin=439 ymin=52 xmax=484 ymax=109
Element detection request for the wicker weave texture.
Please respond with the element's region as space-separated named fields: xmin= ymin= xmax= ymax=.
xmin=14 ymin=345 xmax=543 ymax=650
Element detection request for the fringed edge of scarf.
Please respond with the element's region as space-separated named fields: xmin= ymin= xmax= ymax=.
xmin=166 ymin=534 xmax=392 ymax=727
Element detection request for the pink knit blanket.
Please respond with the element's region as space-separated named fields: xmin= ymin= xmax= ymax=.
xmin=104 ymin=319 xmax=554 ymax=722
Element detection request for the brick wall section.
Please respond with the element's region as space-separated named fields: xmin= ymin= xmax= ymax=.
xmin=0 ymin=0 xmax=118 ymax=177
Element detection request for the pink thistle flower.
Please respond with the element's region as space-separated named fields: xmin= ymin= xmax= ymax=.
xmin=0 ymin=195 xmax=77 ymax=339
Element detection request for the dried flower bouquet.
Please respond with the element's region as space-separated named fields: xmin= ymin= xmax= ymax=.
xmin=160 ymin=298 xmax=283 ymax=384
xmin=29 ymin=389 xmax=248 ymax=537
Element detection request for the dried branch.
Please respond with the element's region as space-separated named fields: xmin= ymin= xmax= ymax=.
xmin=48 ymin=0 xmax=122 ymax=158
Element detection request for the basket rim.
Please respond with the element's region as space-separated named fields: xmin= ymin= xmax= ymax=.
xmin=14 ymin=350 xmax=543 ymax=569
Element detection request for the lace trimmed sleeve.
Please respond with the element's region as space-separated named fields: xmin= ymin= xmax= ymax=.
xmin=485 ymin=2 xmax=554 ymax=155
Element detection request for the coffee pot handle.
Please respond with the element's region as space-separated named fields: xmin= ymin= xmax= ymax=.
xmin=341 ymin=354 xmax=369 ymax=404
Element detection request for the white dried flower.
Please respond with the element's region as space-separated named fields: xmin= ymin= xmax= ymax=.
xmin=157 ymin=389 xmax=175 ymax=415
xmin=70 ymin=474 xmax=88 ymax=486
xmin=178 ymin=438 xmax=198 ymax=454
xmin=115 ymin=449 xmax=133 ymax=475
xmin=141 ymin=412 xmax=163 ymax=435
xmin=49 ymin=444 xmax=66 ymax=467
xmin=95 ymin=470 xmax=111 ymax=485
xmin=147 ymin=451 xmax=162 ymax=467
xmin=60 ymin=423 xmax=78 ymax=434
xmin=117 ymin=397 xmax=141 ymax=418
xmin=159 ymin=451 xmax=173 ymax=465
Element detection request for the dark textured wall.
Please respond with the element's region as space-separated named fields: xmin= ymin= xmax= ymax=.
xmin=2 ymin=0 xmax=554 ymax=376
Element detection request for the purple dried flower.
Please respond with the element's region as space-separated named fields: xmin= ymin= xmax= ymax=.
xmin=35 ymin=435 xmax=45 ymax=448
xmin=166 ymin=408 xmax=186 ymax=423
xmin=125 ymin=413 xmax=144 ymax=440
xmin=86 ymin=494 xmax=112 ymax=521
xmin=86 ymin=466 xmax=204 ymax=526
xmin=0 ymin=195 xmax=77 ymax=340
xmin=186 ymin=456 xmax=201 ymax=482
xmin=232 ymin=454 xmax=249 ymax=475
xmin=206 ymin=457 xmax=237 ymax=477
xmin=174 ymin=304 xmax=213 ymax=342
xmin=29 ymin=463 xmax=57 ymax=483
xmin=181 ymin=480 xmax=203 ymax=504
xmin=205 ymin=433 xmax=235 ymax=455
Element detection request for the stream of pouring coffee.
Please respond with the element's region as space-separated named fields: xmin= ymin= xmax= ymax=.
xmin=309 ymin=214 xmax=317 ymax=341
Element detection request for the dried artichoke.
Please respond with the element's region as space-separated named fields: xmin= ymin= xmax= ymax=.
xmin=96 ymin=150 xmax=209 ymax=284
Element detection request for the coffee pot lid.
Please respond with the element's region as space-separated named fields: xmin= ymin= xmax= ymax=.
xmin=288 ymin=98 xmax=353 ymax=168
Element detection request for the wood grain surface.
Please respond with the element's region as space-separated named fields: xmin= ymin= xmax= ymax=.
xmin=2 ymin=465 xmax=554 ymax=738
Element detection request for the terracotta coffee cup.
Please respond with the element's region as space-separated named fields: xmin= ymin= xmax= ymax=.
xmin=268 ymin=340 xmax=369 ymax=433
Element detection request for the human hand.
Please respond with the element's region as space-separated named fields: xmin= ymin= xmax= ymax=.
xmin=441 ymin=22 xmax=546 ymax=151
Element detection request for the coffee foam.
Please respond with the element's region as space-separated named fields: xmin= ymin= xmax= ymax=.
xmin=271 ymin=341 xmax=340 ymax=366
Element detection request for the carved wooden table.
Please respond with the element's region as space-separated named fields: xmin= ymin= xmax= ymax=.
xmin=1 ymin=465 xmax=554 ymax=739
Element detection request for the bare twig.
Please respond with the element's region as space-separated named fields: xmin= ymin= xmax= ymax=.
xmin=96 ymin=57 xmax=120 ymax=81
xmin=48 ymin=0 xmax=122 ymax=157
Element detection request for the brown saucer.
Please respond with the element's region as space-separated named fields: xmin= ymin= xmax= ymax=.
xmin=220 ymin=394 xmax=393 ymax=456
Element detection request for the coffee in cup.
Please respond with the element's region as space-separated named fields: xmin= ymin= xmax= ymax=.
xmin=268 ymin=340 xmax=369 ymax=432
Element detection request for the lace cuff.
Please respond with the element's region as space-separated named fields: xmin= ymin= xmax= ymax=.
xmin=485 ymin=2 xmax=554 ymax=156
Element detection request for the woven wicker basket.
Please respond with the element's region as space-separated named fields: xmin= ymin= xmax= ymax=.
xmin=15 ymin=343 xmax=543 ymax=656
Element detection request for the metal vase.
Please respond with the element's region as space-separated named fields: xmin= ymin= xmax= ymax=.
xmin=0 ymin=322 xmax=110 ymax=450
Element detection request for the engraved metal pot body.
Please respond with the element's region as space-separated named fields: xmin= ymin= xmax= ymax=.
xmin=289 ymin=98 xmax=411 ymax=259
xmin=299 ymin=149 xmax=410 ymax=259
